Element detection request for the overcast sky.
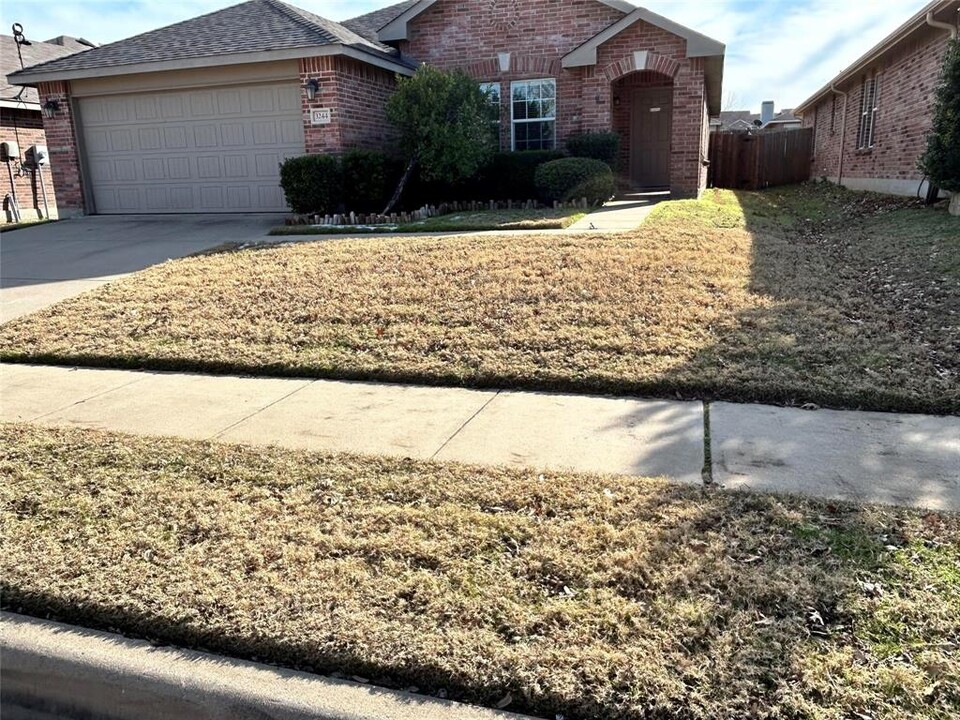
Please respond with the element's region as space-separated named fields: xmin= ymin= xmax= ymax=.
xmin=2 ymin=0 xmax=932 ymax=111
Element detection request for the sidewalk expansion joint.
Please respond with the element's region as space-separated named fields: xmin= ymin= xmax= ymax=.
xmin=431 ymin=390 xmax=501 ymax=460
xmin=30 ymin=373 xmax=149 ymax=422
xmin=701 ymin=401 xmax=714 ymax=485
xmin=209 ymin=380 xmax=316 ymax=440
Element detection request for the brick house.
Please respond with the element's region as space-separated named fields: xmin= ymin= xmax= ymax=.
xmin=796 ymin=0 xmax=959 ymax=197
xmin=7 ymin=0 xmax=723 ymax=216
xmin=1 ymin=34 xmax=93 ymax=221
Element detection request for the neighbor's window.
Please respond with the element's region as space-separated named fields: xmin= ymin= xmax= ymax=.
xmin=480 ymin=82 xmax=502 ymax=149
xmin=511 ymin=79 xmax=556 ymax=151
xmin=857 ymin=73 xmax=880 ymax=149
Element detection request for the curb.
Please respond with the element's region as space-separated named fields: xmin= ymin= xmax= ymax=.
xmin=0 ymin=612 xmax=536 ymax=720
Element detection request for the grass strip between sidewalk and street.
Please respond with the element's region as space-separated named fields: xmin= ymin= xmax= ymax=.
xmin=2 ymin=423 xmax=958 ymax=719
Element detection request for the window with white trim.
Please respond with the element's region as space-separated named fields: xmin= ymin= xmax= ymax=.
xmin=480 ymin=82 xmax=502 ymax=149
xmin=511 ymin=79 xmax=556 ymax=151
xmin=856 ymin=73 xmax=880 ymax=150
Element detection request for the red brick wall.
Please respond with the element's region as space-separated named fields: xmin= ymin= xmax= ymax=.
xmin=595 ymin=19 xmax=706 ymax=197
xmin=37 ymin=81 xmax=85 ymax=216
xmin=300 ymin=55 xmax=397 ymax=155
xmin=804 ymin=24 xmax=951 ymax=189
xmin=401 ymin=1 xmax=710 ymax=197
xmin=0 ymin=108 xmax=59 ymax=221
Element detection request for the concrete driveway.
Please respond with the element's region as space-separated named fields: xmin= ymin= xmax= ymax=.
xmin=1 ymin=214 xmax=280 ymax=323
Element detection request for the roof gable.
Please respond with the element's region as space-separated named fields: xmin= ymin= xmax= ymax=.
xmin=562 ymin=7 xmax=725 ymax=68
xmin=377 ymin=0 xmax=636 ymax=41
xmin=8 ymin=0 xmax=411 ymax=85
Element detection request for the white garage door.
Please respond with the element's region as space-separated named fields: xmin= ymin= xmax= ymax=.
xmin=79 ymin=83 xmax=304 ymax=213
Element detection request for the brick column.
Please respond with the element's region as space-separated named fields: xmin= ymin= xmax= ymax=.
xmin=37 ymin=81 xmax=85 ymax=216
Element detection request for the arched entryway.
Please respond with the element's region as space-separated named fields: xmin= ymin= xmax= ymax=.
xmin=611 ymin=70 xmax=675 ymax=190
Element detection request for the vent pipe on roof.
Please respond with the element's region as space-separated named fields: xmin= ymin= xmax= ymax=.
xmin=926 ymin=10 xmax=958 ymax=39
xmin=760 ymin=100 xmax=775 ymax=125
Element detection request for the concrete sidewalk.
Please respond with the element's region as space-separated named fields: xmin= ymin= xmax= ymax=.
xmin=1 ymin=612 xmax=530 ymax=720
xmin=566 ymin=190 xmax=667 ymax=232
xmin=2 ymin=363 xmax=958 ymax=510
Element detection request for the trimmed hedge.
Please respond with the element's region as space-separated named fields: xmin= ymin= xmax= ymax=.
xmin=535 ymin=157 xmax=615 ymax=204
xmin=478 ymin=150 xmax=566 ymax=200
xmin=281 ymin=148 xmax=583 ymax=214
xmin=565 ymin=132 xmax=621 ymax=168
xmin=279 ymin=155 xmax=342 ymax=215
xmin=341 ymin=150 xmax=399 ymax=214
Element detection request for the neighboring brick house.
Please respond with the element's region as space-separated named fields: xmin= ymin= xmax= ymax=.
xmin=7 ymin=0 xmax=724 ymax=216
xmin=1 ymin=34 xmax=93 ymax=221
xmin=796 ymin=0 xmax=959 ymax=197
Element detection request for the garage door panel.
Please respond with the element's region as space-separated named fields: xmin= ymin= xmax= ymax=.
xmin=80 ymin=82 xmax=302 ymax=213
xmin=135 ymin=97 xmax=160 ymax=120
xmin=138 ymin=127 xmax=162 ymax=150
xmin=162 ymin=126 xmax=188 ymax=150
xmin=110 ymin=129 xmax=133 ymax=152
xmin=221 ymin=123 xmax=246 ymax=146
xmin=217 ymin=90 xmax=243 ymax=115
xmin=252 ymin=121 xmax=277 ymax=145
xmin=198 ymin=157 xmax=222 ymax=179
xmin=226 ymin=186 xmax=251 ymax=209
xmin=194 ymin=125 xmax=220 ymax=148
xmin=189 ymin=92 xmax=216 ymax=118
xmin=278 ymin=86 xmax=300 ymax=112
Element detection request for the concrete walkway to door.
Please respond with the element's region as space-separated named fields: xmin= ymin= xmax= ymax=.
xmin=566 ymin=190 xmax=668 ymax=232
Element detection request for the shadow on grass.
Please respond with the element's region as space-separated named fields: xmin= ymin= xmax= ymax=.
xmin=654 ymin=185 xmax=960 ymax=415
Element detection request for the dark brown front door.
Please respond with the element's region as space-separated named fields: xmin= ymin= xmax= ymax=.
xmin=630 ymin=87 xmax=673 ymax=188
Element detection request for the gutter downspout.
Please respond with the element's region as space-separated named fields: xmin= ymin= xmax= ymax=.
xmin=926 ymin=11 xmax=958 ymax=39
xmin=830 ymin=84 xmax=849 ymax=187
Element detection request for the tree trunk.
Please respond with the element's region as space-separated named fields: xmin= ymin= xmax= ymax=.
xmin=950 ymin=192 xmax=960 ymax=217
xmin=383 ymin=158 xmax=418 ymax=216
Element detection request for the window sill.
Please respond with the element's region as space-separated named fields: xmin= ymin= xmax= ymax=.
xmin=855 ymin=147 xmax=874 ymax=155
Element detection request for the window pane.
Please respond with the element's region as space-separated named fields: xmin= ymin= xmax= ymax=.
xmin=541 ymin=98 xmax=556 ymax=119
xmin=540 ymin=80 xmax=556 ymax=99
xmin=513 ymin=85 xmax=527 ymax=102
xmin=513 ymin=99 xmax=528 ymax=120
xmin=528 ymin=101 xmax=541 ymax=119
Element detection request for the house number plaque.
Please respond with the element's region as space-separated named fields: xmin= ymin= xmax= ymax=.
xmin=311 ymin=108 xmax=332 ymax=125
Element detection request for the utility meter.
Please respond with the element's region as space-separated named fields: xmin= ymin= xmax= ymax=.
xmin=1 ymin=141 xmax=19 ymax=161
xmin=27 ymin=144 xmax=49 ymax=166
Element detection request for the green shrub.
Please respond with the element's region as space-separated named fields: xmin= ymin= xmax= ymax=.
xmin=565 ymin=132 xmax=621 ymax=168
xmin=479 ymin=150 xmax=566 ymax=200
xmin=919 ymin=38 xmax=960 ymax=192
xmin=535 ymin=157 xmax=615 ymax=204
xmin=341 ymin=150 xmax=401 ymax=214
xmin=568 ymin=174 xmax=617 ymax=205
xmin=279 ymin=155 xmax=341 ymax=215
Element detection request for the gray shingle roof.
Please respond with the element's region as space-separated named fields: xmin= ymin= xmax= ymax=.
xmin=2 ymin=35 xmax=93 ymax=104
xmin=342 ymin=0 xmax=419 ymax=43
xmin=8 ymin=0 xmax=404 ymax=81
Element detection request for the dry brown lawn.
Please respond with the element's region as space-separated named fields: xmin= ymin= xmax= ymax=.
xmin=2 ymin=423 xmax=958 ymax=719
xmin=1 ymin=184 xmax=957 ymax=413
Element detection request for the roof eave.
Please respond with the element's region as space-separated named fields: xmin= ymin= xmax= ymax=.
xmin=8 ymin=43 xmax=415 ymax=85
xmin=0 ymin=98 xmax=40 ymax=111
xmin=795 ymin=0 xmax=957 ymax=114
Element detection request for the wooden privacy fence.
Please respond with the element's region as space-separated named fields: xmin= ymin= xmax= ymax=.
xmin=708 ymin=128 xmax=813 ymax=190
